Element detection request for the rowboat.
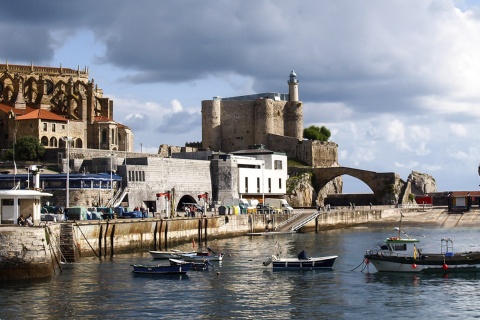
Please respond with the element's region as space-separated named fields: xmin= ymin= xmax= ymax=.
xmin=263 ymin=250 xmax=337 ymax=271
xmin=131 ymin=259 xmax=192 ymax=274
xmin=179 ymin=247 xmax=224 ymax=262
xmin=149 ymin=249 xmax=196 ymax=259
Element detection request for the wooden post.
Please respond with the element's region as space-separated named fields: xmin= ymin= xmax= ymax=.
xmin=110 ymin=224 xmax=115 ymax=257
xmin=98 ymin=224 xmax=103 ymax=257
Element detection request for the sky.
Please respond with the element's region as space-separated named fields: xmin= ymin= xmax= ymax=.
xmin=2 ymin=0 xmax=480 ymax=193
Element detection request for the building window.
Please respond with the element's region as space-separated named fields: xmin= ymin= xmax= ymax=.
xmin=245 ymin=177 xmax=248 ymax=193
xmin=43 ymin=123 xmax=47 ymax=131
xmin=257 ymin=177 xmax=260 ymax=193
xmin=62 ymin=125 xmax=65 ymax=130
xmin=268 ymin=178 xmax=271 ymax=193
xmin=279 ymin=178 xmax=282 ymax=189
xmin=52 ymin=123 xmax=56 ymax=132
xmin=274 ymin=160 xmax=282 ymax=170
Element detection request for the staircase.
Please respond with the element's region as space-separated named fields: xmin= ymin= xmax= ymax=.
xmin=60 ymin=223 xmax=77 ymax=263
xmin=291 ymin=211 xmax=320 ymax=231
xmin=275 ymin=211 xmax=320 ymax=232
xmin=106 ymin=187 xmax=130 ymax=208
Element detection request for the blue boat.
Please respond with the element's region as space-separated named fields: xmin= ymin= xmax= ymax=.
xmin=131 ymin=259 xmax=192 ymax=274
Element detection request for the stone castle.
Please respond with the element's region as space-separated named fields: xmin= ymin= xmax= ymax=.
xmin=0 ymin=62 xmax=133 ymax=152
xmin=201 ymin=71 xmax=338 ymax=168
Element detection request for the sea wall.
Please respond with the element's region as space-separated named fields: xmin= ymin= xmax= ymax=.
xmin=73 ymin=214 xmax=279 ymax=258
xmin=0 ymin=225 xmax=61 ymax=280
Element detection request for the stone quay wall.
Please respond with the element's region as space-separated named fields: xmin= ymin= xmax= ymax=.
xmin=0 ymin=224 xmax=61 ymax=281
xmin=73 ymin=214 xmax=278 ymax=258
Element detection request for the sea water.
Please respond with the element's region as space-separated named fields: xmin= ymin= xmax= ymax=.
xmin=1 ymin=226 xmax=480 ymax=319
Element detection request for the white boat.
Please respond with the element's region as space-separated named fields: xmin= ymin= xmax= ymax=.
xmin=180 ymin=252 xmax=224 ymax=262
xmin=179 ymin=247 xmax=224 ymax=262
xmin=149 ymin=249 xmax=195 ymax=259
xmin=263 ymin=250 xmax=337 ymax=271
xmin=364 ymin=227 xmax=480 ymax=273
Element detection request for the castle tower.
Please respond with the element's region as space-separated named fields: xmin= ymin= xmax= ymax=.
xmin=288 ymin=70 xmax=299 ymax=102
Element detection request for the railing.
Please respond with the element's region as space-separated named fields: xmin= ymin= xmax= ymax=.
xmin=113 ymin=187 xmax=130 ymax=207
xmin=291 ymin=211 xmax=320 ymax=231
xmin=275 ymin=212 xmax=303 ymax=230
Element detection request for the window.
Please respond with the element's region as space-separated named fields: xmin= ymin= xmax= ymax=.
xmin=268 ymin=178 xmax=271 ymax=193
xmin=245 ymin=177 xmax=248 ymax=193
xmin=52 ymin=123 xmax=56 ymax=132
xmin=257 ymin=177 xmax=260 ymax=193
xmin=279 ymin=178 xmax=282 ymax=189
xmin=43 ymin=123 xmax=47 ymax=131
xmin=274 ymin=160 xmax=282 ymax=170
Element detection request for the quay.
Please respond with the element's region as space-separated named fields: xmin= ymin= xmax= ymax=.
xmin=1 ymin=206 xmax=475 ymax=281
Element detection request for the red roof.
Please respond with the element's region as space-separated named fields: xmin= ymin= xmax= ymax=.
xmin=94 ymin=116 xmax=113 ymax=122
xmin=16 ymin=109 xmax=67 ymax=122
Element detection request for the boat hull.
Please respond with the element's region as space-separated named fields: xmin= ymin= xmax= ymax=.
xmin=149 ymin=250 xmax=195 ymax=259
xmin=180 ymin=253 xmax=223 ymax=262
xmin=272 ymin=255 xmax=337 ymax=271
xmin=365 ymin=252 xmax=480 ymax=273
xmin=132 ymin=260 xmax=192 ymax=274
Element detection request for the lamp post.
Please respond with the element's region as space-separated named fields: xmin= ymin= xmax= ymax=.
xmin=262 ymin=160 xmax=265 ymax=204
xmin=61 ymin=136 xmax=74 ymax=208
xmin=110 ymin=153 xmax=116 ymax=191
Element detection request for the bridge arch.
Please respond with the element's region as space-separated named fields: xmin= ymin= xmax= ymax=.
xmin=310 ymin=167 xmax=400 ymax=205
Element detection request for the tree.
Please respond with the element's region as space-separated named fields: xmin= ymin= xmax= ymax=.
xmin=13 ymin=136 xmax=46 ymax=161
xmin=303 ymin=125 xmax=331 ymax=141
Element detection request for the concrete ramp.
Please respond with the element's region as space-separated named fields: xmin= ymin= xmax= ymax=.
xmin=275 ymin=212 xmax=320 ymax=232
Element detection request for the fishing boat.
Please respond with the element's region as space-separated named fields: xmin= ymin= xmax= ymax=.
xmin=131 ymin=259 xmax=192 ymax=274
xmin=263 ymin=250 xmax=338 ymax=271
xmin=170 ymin=258 xmax=213 ymax=271
xmin=149 ymin=249 xmax=196 ymax=259
xmin=364 ymin=227 xmax=480 ymax=273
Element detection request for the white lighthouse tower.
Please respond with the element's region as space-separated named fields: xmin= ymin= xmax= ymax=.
xmin=288 ymin=69 xmax=299 ymax=102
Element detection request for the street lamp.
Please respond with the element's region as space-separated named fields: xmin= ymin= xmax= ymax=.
xmin=61 ymin=136 xmax=74 ymax=208
xmin=110 ymin=153 xmax=117 ymax=191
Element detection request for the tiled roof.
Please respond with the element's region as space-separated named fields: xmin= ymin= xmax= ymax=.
xmin=94 ymin=116 xmax=113 ymax=122
xmin=16 ymin=109 xmax=67 ymax=122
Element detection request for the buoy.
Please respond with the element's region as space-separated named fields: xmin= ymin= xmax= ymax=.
xmin=411 ymin=263 xmax=417 ymax=269
xmin=443 ymin=263 xmax=448 ymax=270
xmin=364 ymin=258 xmax=370 ymax=265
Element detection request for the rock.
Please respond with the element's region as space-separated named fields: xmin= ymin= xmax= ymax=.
xmin=408 ymin=171 xmax=437 ymax=194
xmin=286 ymin=173 xmax=316 ymax=207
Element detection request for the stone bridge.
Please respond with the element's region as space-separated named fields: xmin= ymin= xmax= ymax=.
xmin=291 ymin=166 xmax=403 ymax=205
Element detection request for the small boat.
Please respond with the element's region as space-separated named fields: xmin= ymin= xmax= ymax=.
xmin=149 ymin=249 xmax=196 ymax=259
xmin=263 ymin=250 xmax=338 ymax=271
xmin=179 ymin=247 xmax=224 ymax=262
xmin=131 ymin=259 xmax=193 ymax=274
xmin=170 ymin=259 xmax=213 ymax=271
xmin=364 ymin=227 xmax=480 ymax=273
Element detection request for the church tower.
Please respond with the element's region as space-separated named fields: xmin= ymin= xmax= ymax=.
xmin=288 ymin=69 xmax=299 ymax=101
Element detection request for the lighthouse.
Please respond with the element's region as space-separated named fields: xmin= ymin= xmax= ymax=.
xmin=288 ymin=69 xmax=299 ymax=101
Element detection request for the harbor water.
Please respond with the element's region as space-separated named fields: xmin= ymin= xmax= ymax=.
xmin=2 ymin=226 xmax=480 ymax=319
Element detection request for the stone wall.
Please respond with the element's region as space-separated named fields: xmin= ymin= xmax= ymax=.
xmin=72 ymin=214 xmax=279 ymax=257
xmin=0 ymin=225 xmax=61 ymax=280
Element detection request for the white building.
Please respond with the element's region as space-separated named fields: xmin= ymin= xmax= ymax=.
xmin=210 ymin=145 xmax=288 ymax=204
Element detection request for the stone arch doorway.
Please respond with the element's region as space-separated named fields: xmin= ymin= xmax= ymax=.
xmin=176 ymin=194 xmax=199 ymax=211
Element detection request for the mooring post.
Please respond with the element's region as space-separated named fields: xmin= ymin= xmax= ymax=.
xmin=153 ymin=221 xmax=158 ymax=251
xmin=164 ymin=221 xmax=168 ymax=251
xmin=98 ymin=224 xmax=103 ymax=257
xmin=110 ymin=224 xmax=115 ymax=257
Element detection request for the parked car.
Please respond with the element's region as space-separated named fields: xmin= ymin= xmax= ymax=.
xmin=256 ymin=204 xmax=280 ymax=214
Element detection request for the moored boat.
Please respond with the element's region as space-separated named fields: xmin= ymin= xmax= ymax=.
xmin=149 ymin=249 xmax=196 ymax=259
xmin=179 ymin=247 xmax=224 ymax=262
xmin=131 ymin=259 xmax=192 ymax=274
xmin=263 ymin=250 xmax=338 ymax=271
xmin=364 ymin=227 xmax=480 ymax=273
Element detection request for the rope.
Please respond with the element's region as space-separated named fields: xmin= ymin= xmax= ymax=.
xmin=75 ymin=221 xmax=100 ymax=259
